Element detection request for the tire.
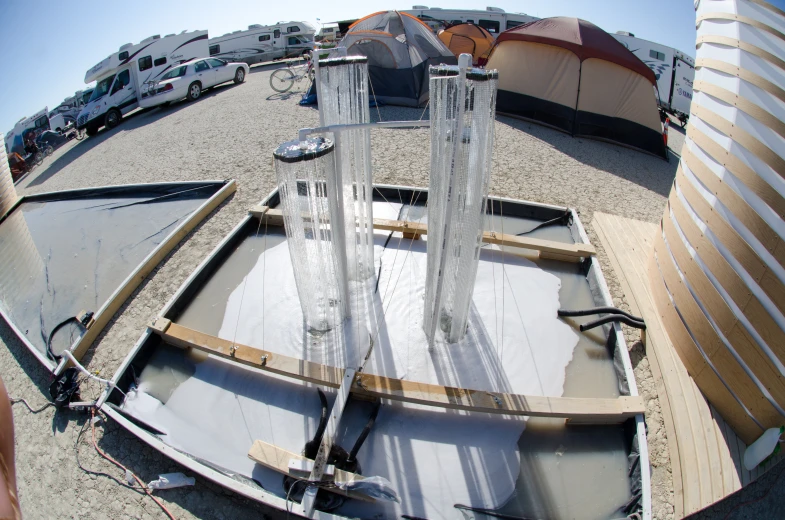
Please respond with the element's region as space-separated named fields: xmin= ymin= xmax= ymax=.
xmin=270 ymin=69 xmax=295 ymax=93
xmin=43 ymin=145 xmax=54 ymax=157
xmin=85 ymin=125 xmax=98 ymax=137
xmin=234 ymin=67 xmax=245 ymax=84
xmin=187 ymin=82 xmax=202 ymax=101
xmin=105 ymin=109 xmax=122 ymax=129
xmin=55 ymin=127 xmax=62 ymax=133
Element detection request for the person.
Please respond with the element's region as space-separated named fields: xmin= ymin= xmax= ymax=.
xmin=0 ymin=375 xmax=21 ymax=519
xmin=23 ymin=136 xmax=38 ymax=159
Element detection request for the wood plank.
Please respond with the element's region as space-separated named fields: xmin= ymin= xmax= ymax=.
xmin=710 ymin=405 xmax=744 ymax=495
xmin=246 ymin=440 xmax=371 ymax=502
xmin=251 ymin=206 xmax=595 ymax=259
xmin=300 ymin=369 xmax=355 ymax=517
xmin=151 ymin=320 xmax=644 ymax=423
xmin=64 ymin=180 xmax=237 ymax=370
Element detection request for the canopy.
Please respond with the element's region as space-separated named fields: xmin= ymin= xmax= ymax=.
xmin=496 ymin=17 xmax=657 ymax=85
xmin=437 ymin=23 xmax=495 ymax=65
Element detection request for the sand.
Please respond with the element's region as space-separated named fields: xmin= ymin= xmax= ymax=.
xmin=0 ymin=64 xmax=683 ymax=519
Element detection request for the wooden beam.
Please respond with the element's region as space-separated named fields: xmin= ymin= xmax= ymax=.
xmin=152 ymin=321 xmax=643 ymax=423
xmin=249 ymin=206 xmax=595 ymax=259
xmin=246 ymin=440 xmax=372 ymax=502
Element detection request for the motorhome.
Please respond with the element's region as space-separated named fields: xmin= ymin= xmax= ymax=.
xmin=4 ymin=107 xmax=49 ymax=156
xmin=404 ymin=6 xmax=538 ymax=35
xmin=207 ymin=21 xmax=316 ymax=65
xmin=611 ymin=32 xmax=695 ymax=121
xmin=77 ymin=30 xmax=208 ymax=136
xmin=48 ymin=89 xmax=95 ymax=132
xmin=316 ymin=22 xmax=340 ymax=42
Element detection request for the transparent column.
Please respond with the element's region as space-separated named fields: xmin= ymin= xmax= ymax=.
xmin=274 ymin=137 xmax=346 ymax=331
xmin=318 ymin=56 xmax=375 ymax=280
xmin=425 ymin=56 xmax=498 ymax=344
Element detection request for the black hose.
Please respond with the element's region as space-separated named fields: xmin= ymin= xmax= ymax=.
xmin=558 ymin=306 xmax=644 ymax=323
xmin=46 ymin=316 xmax=83 ymax=361
xmin=303 ymin=388 xmax=329 ymax=459
xmin=580 ymin=314 xmax=647 ymax=332
xmin=348 ymin=402 xmax=381 ymax=462
xmin=515 ymin=209 xmax=572 ymax=236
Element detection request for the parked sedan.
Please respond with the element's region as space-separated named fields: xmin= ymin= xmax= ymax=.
xmin=139 ymin=58 xmax=249 ymax=108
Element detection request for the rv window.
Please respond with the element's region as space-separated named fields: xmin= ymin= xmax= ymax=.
xmin=138 ymin=56 xmax=153 ymax=71
xmin=194 ymin=61 xmax=210 ymax=72
xmin=274 ymin=29 xmax=281 ymax=38
xmin=478 ymin=19 xmax=500 ymax=33
xmin=34 ymin=116 xmax=48 ymax=129
xmin=154 ymin=57 xmax=167 ymax=66
xmin=110 ymin=69 xmax=130 ymax=95
xmin=649 ymin=49 xmax=666 ymax=61
xmin=209 ymin=44 xmax=220 ymax=56
xmin=506 ymin=20 xmax=524 ymax=30
xmin=288 ymin=37 xmax=300 ymax=45
xmin=119 ymin=51 xmax=129 ymax=61
xmin=287 ymin=26 xmax=300 ymax=33
xmin=259 ymin=35 xmax=270 ymax=41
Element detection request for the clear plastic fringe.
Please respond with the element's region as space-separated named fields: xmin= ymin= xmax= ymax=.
xmin=425 ymin=70 xmax=498 ymax=344
xmin=318 ymin=60 xmax=375 ymax=281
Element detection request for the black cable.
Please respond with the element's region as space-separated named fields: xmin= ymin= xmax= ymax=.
xmin=10 ymin=398 xmax=54 ymax=414
xmin=46 ymin=316 xmax=83 ymax=361
xmin=454 ymin=504 xmax=534 ymax=519
xmin=375 ymin=260 xmax=383 ymax=294
xmin=515 ymin=209 xmax=572 ymax=236
xmin=348 ymin=402 xmax=381 ymax=462
xmin=303 ymin=388 xmax=329 ymax=459
xmin=558 ymin=306 xmax=644 ymax=323
xmin=580 ymin=314 xmax=647 ymax=332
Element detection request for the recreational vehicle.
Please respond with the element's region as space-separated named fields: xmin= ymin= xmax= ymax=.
xmin=316 ymin=22 xmax=340 ymax=42
xmin=77 ymin=30 xmax=209 ymax=136
xmin=611 ymin=32 xmax=695 ymax=121
xmin=404 ymin=6 xmax=537 ymax=35
xmin=4 ymin=107 xmax=49 ymax=156
xmin=207 ymin=21 xmax=316 ymax=65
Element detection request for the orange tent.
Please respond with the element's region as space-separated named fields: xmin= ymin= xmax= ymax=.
xmin=437 ymin=23 xmax=495 ymax=65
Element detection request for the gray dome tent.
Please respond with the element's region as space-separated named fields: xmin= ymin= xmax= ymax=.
xmin=333 ymin=11 xmax=457 ymax=107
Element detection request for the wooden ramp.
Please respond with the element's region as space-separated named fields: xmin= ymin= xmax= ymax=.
xmin=593 ymin=212 xmax=779 ymax=518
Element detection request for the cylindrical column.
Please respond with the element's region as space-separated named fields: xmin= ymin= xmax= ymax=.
xmin=0 ymin=143 xmax=18 ymax=216
xmin=424 ymin=55 xmax=498 ymax=344
xmin=650 ymin=0 xmax=785 ymax=443
xmin=274 ymin=137 xmax=346 ymax=332
xmin=318 ymin=56 xmax=375 ymax=281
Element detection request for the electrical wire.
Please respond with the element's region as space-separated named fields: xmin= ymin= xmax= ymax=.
xmin=9 ymin=398 xmax=53 ymax=414
xmin=88 ymin=408 xmax=178 ymax=520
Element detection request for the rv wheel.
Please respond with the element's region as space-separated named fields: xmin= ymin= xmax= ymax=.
xmin=187 ymin=82 xmax=202 ymax=101
xmin=234 ymin=68 xmax=245 ymax=84
xmin=85 ymin=125 xmax=98 ymax=137
xmin=105 ymin=109 xmax=121 ymax=129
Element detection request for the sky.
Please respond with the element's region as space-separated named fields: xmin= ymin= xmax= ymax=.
xmin=0 ymin=0 xmax=697 ymax=133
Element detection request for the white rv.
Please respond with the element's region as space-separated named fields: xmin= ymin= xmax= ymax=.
xmin=404 ymin=6 xmax=537 ymax=35
xmin=207 ymin=21 xmax=316 ymax=65
xmin=48 ymin=89 xmax=95 ymax=132
xmin=611 ymin=32 xmax=695 ymax=121
xmin=4 ymin=107 xmax=49 ymax=156
xmin=317 ymin=22 xmax=340 ymax=42
xmin=77 ymin=30 xmax=209 ymax=136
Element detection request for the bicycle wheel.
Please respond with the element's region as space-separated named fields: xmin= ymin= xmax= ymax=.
xmin=270 ymin=69 xmax=295 ymax=93
xmin=44 ymin=145 xmax=54 ymax=157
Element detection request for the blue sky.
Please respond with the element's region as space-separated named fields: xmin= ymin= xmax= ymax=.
xmin=0 ymin=0 xmax=697 ymax=133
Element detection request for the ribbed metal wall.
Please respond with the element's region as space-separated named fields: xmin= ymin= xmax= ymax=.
xmin=650 ymin=0 xmax=785 ymax=443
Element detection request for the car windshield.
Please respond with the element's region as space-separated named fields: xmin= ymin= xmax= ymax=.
xmin=90 ymin=75 xmax=116 ymax=102
xmin=160 ymin=66 xmax=187 ymax=80
xmin=82 ymin=91 xmax=93 ymax=104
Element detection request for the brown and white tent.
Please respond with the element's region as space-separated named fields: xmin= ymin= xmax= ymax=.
xmin=486 ymin=17 xmax=667 ymax=158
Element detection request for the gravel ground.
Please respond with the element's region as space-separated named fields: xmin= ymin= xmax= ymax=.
xmin=1 ymin=64 xmax=685 ymax=519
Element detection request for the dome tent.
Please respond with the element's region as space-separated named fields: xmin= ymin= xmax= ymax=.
xmin=333 ymin=10 xmax=457 ymax=107
xmin=486 ymin=17 xmax=667 ymax=158
xmin=438 ymin=23 xmax=495 ymax=66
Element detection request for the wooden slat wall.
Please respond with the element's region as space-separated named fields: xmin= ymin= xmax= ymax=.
xmin=652 ymin=0 xmax=785 ymax=443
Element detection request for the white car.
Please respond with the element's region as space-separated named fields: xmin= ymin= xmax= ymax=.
xmin=139 ymin=58 xmax=250 ymax=108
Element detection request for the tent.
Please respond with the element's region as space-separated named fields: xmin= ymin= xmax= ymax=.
xmin=486 ymin=17 xmax=667 ymax=158
xmin=334 ymin=11 xmax=457 ymax=107
xmin=438 ymin=23 xmax=495 ymax=66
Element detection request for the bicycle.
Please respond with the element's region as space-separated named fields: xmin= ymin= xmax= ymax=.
xmin=269 ymin=56 xmax=314 ymax=93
